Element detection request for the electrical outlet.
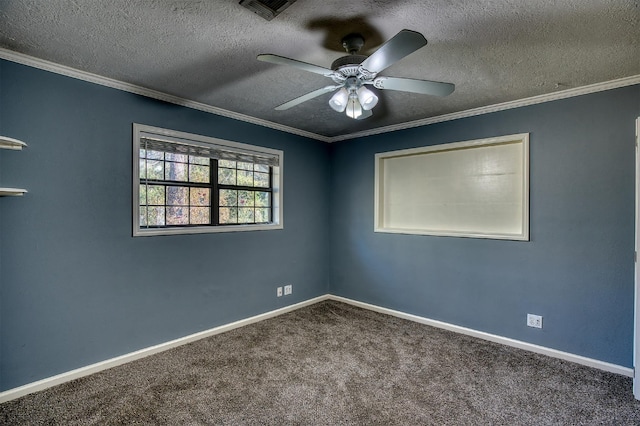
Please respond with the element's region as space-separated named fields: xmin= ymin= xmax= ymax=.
xmin=284 ymin=285 xmax=292 ymax=295
xmin=527 ymin=314 xmax=543 ymax=329
xmin=277 ymin=287 xmax=283 ymax=297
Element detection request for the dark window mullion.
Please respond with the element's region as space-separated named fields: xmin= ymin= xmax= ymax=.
xmin=218 ymin=184 xmax=273 ymax=193
xmin=140 ymin=149 xmax=272 ymax=228
xmin=143 ymin=179 xmax=210 ymax=189
xmin=269 ymin=166 xmax=273 ymax=222
xmin=212 ymin=159 xmax=219 ymax=225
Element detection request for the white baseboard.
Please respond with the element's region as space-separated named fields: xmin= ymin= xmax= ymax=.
xmin=328 ymin=295 xmax=634 ymax=378
xmin=0 ymin=293 xmax=632 ymax=403
xmin=0 ymin=295 xmax=330 ymax=403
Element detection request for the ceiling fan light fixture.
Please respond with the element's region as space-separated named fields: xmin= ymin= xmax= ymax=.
xmin=356 ymin=86 xmax=378 ymax=110
xmin=329 ymin=88 xmax=349 ymax=112
xmin=258 ymin=29 xmax=455 ymax=120
xmin=345 ymin=96 xmax=363 ymax=119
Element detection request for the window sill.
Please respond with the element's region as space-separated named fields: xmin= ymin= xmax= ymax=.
xmin=134 ymin=222 xmax=283 ymax=237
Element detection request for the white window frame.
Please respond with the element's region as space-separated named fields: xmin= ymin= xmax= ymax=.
xmin=133 ymin=124 xmax=283 ymax=237
xmin=374 ymin=133 xmax=529 ymax=241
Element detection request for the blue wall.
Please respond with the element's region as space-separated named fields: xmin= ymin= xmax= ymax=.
xmin=1 ymin=57 xmax=638 ymax=391
xmin=0 ymin=60 xmax=330 ymax=390
xmin=329 ymin=85 xmax=640 ymax=367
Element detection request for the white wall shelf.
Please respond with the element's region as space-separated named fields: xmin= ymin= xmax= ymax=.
xmin=0 ymin=136 xmax=28 ymax=196
xmin=0 ymin=136 xmax=27 ymax=150
xmin=0 ymin=188 xmax=28 ymax=196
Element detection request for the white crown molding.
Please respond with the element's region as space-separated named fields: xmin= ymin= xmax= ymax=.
xmin=0 ymin=48 xmax=637 ymax=144
xmin=0 ymin=48 xmax=332 ymax=143
xmin=329 ymin=75 xmax=640 ymax=142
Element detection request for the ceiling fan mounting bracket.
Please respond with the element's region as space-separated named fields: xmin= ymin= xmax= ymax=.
xmin=341 ymin=33 xmax=365 ymax=54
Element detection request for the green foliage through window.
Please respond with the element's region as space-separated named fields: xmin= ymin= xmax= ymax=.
xmin=139 ymin=149 xmax=272 ymax=228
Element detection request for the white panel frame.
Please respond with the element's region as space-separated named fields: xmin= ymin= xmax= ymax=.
xmin=375 ymin=133 xmax=529 ymax=240
xmin=132 ymin=124 xmax=283 ymax=236
xmin=634 ymin=117 xmax=640 ymax=400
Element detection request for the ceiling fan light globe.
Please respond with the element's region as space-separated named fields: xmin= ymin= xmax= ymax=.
xmin=329 ymin=88 xmax=349 ymax=112
xmin=357 ymin=86 xmax=379 ymax=110
xmin=346 ymin=97 xmax=363 ymax=119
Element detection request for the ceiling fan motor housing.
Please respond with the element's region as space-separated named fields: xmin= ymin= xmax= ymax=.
xmin=331 ymin=54 xmax=368 ymax=71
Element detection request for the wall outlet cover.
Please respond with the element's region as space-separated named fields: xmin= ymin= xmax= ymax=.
xmin=527 ymin=313 xmax=543 ymax=329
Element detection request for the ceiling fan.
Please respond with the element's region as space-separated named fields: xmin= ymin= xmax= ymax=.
xmin=257 ymin=29 xmax=455 ymax=120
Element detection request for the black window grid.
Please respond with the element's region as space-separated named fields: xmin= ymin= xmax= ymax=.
xmin=139 ymin=156 xmax=273 ymax=228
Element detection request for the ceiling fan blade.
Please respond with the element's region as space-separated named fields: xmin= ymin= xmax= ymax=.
xmin=360 ymin=29 xmax=427 ymax=74
xmin=373 ymin=76 xmax=455 ymax=97
xmin=257 ymin=54 xmax=335 ymax=77
xmin=275 ymin=85 xmax=342 ymax=110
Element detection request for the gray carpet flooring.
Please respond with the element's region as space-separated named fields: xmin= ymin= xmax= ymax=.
xmin=1 ymin=300 xmax=639 ymax=425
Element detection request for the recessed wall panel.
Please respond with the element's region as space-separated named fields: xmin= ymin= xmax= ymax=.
xmin=375 ymin=134 xmax=529 ymax=240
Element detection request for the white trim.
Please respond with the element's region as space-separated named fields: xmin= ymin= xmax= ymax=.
xmin=331 ymin=75 xmax=640 ymax=142
xmin=0 ymin=48 xmax=331 ymax=143
xmin=0 ymin=47 xmax=637 ymax=144
xmin=328 ymin=295 xmax=635 ymax=378
xmin=0 ymin=295 xmax=330 ymax=403
xmin=634 ymin=117 xmax=640 ymax=399
xmin=0 ymin=293 xmax=632 ymax=403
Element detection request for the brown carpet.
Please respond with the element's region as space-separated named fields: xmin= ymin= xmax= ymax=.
xmin=1 ymin=300 xmax=639 ymax=425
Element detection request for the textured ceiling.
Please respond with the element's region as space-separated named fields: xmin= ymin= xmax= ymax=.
xmin=0 ymin=0 xmax=638 ymax=140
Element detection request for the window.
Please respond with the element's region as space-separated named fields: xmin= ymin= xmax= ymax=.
xmin=133 ymin=124 xmax=283 ymax=236
xmin=375 ymin=133 xmax=529 ymax=240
